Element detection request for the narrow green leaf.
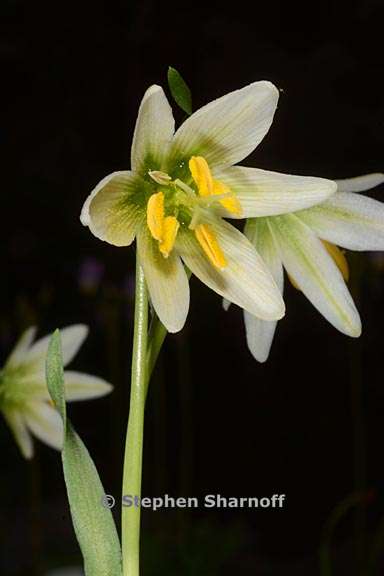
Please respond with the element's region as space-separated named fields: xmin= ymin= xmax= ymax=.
xmin=46 ymin=330 xmax=122 ymax=576
xmin=167 ymin=66 xmax=192 ymax=116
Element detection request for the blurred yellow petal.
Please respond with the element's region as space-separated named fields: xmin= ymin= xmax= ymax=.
xmin=323 ymin=241 xmax=349 ymax=281
xmin=289 ymin=241 xmax=349 ymax=289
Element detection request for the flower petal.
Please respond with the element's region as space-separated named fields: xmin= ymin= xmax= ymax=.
xmin=297 ymin=192 xmax=384 ymax=251
xmin=176 ymin=216 xmax=285 ymax=320
xmin=25 ymin=325 xmax=89 ymax=369
xmin=82 ymin=171 xmax=144 ymax=247
xmin=2 ymin=409 xmax=34 ymax=459
xmin=137 ymin=225 xmax=190 ymax=333
xmin=63 ymin=371 xmax=113 ymax=401
xmin=213 ymin=166 xmax=337 ymax=218
xmin=131 ymin=85 xmax=175 ymax=175
xmin=167 ymin=81 xmax=279 ymax=170
xmin=336 ymin=173 xmax=384 ymax=193
xmin=5 ymin=326 xmax=37 ymax=369
xmin=243 ymin=219 xmax=284 ymax=362
xmin=81 ymin=172 xmax=120 ymax=227
xmin=24 ymin=400 xmax=64 ymax=451
xmin=269 ymin=214 xmax=361 ymax=336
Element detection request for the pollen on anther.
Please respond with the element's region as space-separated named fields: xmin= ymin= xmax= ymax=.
xmin=147 ymin=192 xmax=165 ymax=241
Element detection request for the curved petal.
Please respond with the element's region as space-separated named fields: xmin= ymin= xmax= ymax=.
xmin=82 ymin=171 xmax=144 ymax=247
xmin=137 ymin=225 xmax=190 ymax=333
xmin=167 ymin=81 xmax=279 ymax=170
xmin=24 ymin=400 xmax=64 ymax=451
xmin=213 ymin=166 xmax=337 ymax=218
xmin=64 ymin=371 xmax=113 ymax=401
xmin=336 ymin=173 xmax=384 ymax=193
xmin=2 ymin=408 xmax=34 ymax=459
xmin=131 ymin=85 xmax=175 ymax=175
xmin=176 ymin=216 xmax=285 ymax=320
xmin=243 ymin=219 xmax=284 ymax=362
xmin=297 ymin=192 xmax=384 ymax=251
xmin=25 ymin=325 xmax=89 ymax=370
xmin=269 ymin=214 xmax=361 ymax=337
xmin=5 ymin=326 xmax=37 ymax=369
xmin=81 ymin=172 xmax=124 ymax=227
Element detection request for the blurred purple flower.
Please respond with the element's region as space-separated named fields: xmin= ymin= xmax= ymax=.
xmin=78 ymin=257 xmax=105 ymax=294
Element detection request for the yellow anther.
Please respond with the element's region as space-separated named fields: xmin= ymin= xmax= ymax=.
xmin=147 ymin=192 xmax=179 ymax=258
xmin=189 ymin=156 xmax=241 ymax=216
xmin=213 ymin=180 xmax=242 ymax=216
xmin=159 ymin=216 xmax=180 ymax=258
xmin=189 ymin=156 xmax=214 ymax=197
xmin=195 ymin=223 xmax=227 ymax=269
xmin=323 ymin=240 xmax=349 ymax=281
xmin=288 ymin=240 xmax=349 ymax=290
xmin=147 ymin=191 xmax=164 ymax=241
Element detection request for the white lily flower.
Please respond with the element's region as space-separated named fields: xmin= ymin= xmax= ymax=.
xmin=239 ymin=173 xmax=384 ymax=362
xmin=81 ymin=82 xmax=337 ymax=332
xmin=0 ymin=325 xmax=112 ymax=458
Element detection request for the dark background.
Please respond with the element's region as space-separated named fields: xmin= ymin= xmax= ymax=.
xmin=1 ymin=0 xmax=384 ymax=574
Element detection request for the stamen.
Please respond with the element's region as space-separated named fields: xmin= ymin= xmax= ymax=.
xmin=159 ymin=216 xmax=180 ymax=258
xmin=147 ymin=191 xmax=164 ymax=241
xmin=189 ymin=155 xmax=242 ymax=216
xmin=174 ymin=179 xmax=196 ymax=197
xmin=213 ymin=180 xmax=242 ymax=216
xmin=189 ymin=156 xmax=214 ymax=197
xmin=189 ymin=207 xmax=202 ymax=230
xmin=195 ymin=223 xmax=227 ymax=269
xmin=197 ymin=192 xmax=233 ymax=206
xmin=148 ymin=170 xmax=172 ymax=185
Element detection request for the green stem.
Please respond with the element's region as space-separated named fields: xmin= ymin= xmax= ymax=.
xmin=145 ymin=316 xmax=167 ymax=398
xmin=122 ymin=259 xmax=149 ymax=576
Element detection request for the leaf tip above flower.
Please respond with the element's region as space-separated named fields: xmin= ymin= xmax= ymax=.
xmin=167 ymin=66 xmax=192 ymax=116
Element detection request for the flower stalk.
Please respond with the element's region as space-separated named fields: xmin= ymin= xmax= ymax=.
xmin=122 ymin=258 xmax=149 ymax=576
xmin=145 ymin=316 xmax=167 ymax=399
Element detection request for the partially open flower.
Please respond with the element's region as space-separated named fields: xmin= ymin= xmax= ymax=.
xmin=81 ymin=82 xmax=337 ymax=332
xmin=0 ymin=325 xmax=112 ymax=458
xmin=239 ymin=173 xmax=384 ymax=362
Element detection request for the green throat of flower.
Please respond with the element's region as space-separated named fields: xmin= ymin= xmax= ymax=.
xmin=145 ymin=155 xmax=242 ymax=268
xmin=0 ymin=366 xmax=34 ymax=411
